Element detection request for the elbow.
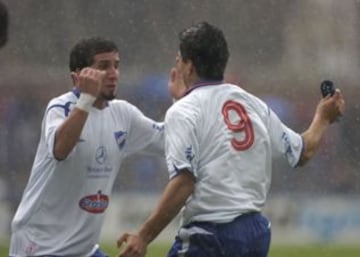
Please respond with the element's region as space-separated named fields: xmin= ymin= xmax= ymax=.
xmin=53 ymin=152 xmax=67 ymax=161
xmin=297 ymin=155 xmax=309 ymax=167
xmin=53 ymin=145 xmax=69 ymax=161
xmin=297 ymin=147 xmax=315 ymax=167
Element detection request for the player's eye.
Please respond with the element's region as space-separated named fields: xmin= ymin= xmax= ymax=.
xmin=97 ymin=62 xmax=109 ymax=70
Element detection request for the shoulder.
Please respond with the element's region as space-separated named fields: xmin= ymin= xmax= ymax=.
xmin=109 ymin=99 xmax=140 ymax=110
xmin=46 ymin=91 xmax=76 ymax=112
xmin=108 ymin=99 xmax=133 ymax=109
xmin=166 ymin=97 xmax=192 ymax=116
xmin=165 ymin=96 xmax=199 ymax=125
xmin=108 ymin=99 xmax=144 ymax=116
xmin=48 ymin=91 xmax=75 ymax=104
xmin=226 ymin=84 xmax=269 ymax=113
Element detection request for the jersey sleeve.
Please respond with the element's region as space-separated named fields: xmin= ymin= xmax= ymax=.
xmin=267 ymin=107 xmax=303 ymax=167
xmin=165 ymin=105 xmax=199 ymax=179
xmin=124 ymin=104 xmax=164 ymax=156
xmin=43 ymin=99 xmax=74 ymax=159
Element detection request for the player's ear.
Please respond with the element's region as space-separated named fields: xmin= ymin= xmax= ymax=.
xmin=70 ymin=69 xmax=81 ymax=86
xmin=185 ymin=60 xmax=195 ymax=77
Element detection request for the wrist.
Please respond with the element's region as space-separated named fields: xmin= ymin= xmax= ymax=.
xmin=75 ymin=93 xmax=96 ymax=112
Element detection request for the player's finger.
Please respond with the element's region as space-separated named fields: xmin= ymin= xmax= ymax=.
xmin=79 ymin=67 xmax=91 ymax=76
xmin=118 ymin=246 xmax=137 ymax=257
xmin=118 ymin=247 xmax=139 ymax=257
xmin=337 ymin=96 xmax=345 ymax=115
xmin=333 ymin=90 xmax=344 ymax=109
xmin=333 ymin=89 xmax=343 ymax=100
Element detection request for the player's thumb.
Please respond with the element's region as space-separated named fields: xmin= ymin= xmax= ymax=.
xmin=333 ymin=89 xmax=342 ymax=99
xmin=117 ymin=233 xmax=129 ymax=248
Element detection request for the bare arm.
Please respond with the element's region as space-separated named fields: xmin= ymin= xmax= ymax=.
xmin=53 ymin=108 xmax=90 ymax=160
xmin=117 ymin=169 xmax=195 ymax=257
xmin=298 ymin=89 xmax=345 ymax=166
xmin=53 ymin=68 xmax=104 ymax=160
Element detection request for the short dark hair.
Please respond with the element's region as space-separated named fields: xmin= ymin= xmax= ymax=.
xmin=69 ymin=37 xmax=118 ymax=72
xmin=179 ymin=22 xmax=229 ymax=81
xmin=0 ymin=0 xmax=9 ymax=48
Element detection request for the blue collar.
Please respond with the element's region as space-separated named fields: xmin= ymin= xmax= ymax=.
xmin=72 ymin=87 xmax=81 ymax=98
xmin=183 ymin=80 xmax=223 ymax=96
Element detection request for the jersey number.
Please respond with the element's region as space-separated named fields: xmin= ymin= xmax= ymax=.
xmin=222 ymin=100 xmax=254 ymax=151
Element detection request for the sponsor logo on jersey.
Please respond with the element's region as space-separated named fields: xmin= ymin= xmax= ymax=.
xmin=25 ymin=241 xmax=37 ymax=255
xmin=185 ymin=145 xmax=195 ymax=162
xmin=282 ymin=132 xmax=294 ymax=157
xmin=95 ymin=146 xmax=107 ymax=164
xmin=152 ymin=123 xmax=164 ymax=132
xmin=114 ymin=131 xmax=127 ymax=150
xmin=79 ymin=190 xmax=109 ymax=214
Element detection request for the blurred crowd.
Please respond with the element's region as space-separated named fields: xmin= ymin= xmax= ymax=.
xmin=0 ymin=74 xmax=359 ymax=213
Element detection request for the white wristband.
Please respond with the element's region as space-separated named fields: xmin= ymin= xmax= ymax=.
xmin=75 ymin=93 xmax=96 ymax=112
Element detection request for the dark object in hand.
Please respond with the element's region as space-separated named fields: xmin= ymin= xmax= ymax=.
xmin=320 ymin=80 xmax=335 ymax=97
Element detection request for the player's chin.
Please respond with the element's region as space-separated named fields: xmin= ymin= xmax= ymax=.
xmin=102 ymin=87 xmax=117 ymax=100
xmin=102 ymin=92 xmax=116 ymax=101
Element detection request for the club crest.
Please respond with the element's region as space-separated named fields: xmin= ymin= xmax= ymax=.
xmin=114 ymin=131 xmax=127 ymax=150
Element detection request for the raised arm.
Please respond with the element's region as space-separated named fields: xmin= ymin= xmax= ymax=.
xmin=53 ymin=68 xmax=104 ymax=160
xmin=298 ymin=89 xmax=345 ymax=166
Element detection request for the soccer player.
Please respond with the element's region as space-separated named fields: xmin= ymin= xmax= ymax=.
xmin=8 ymin=37 xmax=164 ymax=257
xmin=0 ymin=0 xmax=9 ymax=48
xmin=116 ymin=22 xmax=345 ymax=257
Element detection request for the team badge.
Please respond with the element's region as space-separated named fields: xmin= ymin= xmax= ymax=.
xmin=114 ymin=130 xmax=127 ymax=150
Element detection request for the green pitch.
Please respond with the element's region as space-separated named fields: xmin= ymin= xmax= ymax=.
xmin=106 ymin=243 xmax=360 ymax=257
xmin=2 ymin=243 xmax=359 ymax=256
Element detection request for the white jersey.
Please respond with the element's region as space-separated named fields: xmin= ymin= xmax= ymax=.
xmin=9 ymin=89 xmax=164 ymax=257
xmin=165 ymin=82 xmax=303 ymax=225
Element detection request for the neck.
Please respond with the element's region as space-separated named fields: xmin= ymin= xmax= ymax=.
xmin=185 ymin=75 xmax=199 ymax=89
xmin=93 ymin=98 xmax=108 ymax=109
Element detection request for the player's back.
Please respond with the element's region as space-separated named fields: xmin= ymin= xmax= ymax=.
xmin=167 ymin=83 xmax=273 ymax=224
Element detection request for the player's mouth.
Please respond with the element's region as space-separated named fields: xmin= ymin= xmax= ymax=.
xmin=105 ymin=84 xmax=116 ymax=90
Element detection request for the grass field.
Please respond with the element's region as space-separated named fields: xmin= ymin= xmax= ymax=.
xmin=2 ymin=243 xmax=360 ymax=257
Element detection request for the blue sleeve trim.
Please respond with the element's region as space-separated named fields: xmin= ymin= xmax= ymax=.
xmin=47 ymin=101 xmax=74 ymax=117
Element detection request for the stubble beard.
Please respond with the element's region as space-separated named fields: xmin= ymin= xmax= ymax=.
xmin=101 ymin=92 xmax=116 ymax=101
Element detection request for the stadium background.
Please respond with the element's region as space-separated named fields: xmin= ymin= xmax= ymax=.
xmin=0 ymin=0 xmax=359 ymax=256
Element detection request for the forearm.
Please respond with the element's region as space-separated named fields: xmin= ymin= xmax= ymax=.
xmin=298 ymin=113 xmax=329 ymax=166
xmin=138 ymin=171 xmax=194 ymax=244
xmin=138 ymin=198 xmax=180 ymax=245
xmin=53 ymin=108 xmax=88 ymax=160
xmin=54 ymin=92 xmax=96 ymax=160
